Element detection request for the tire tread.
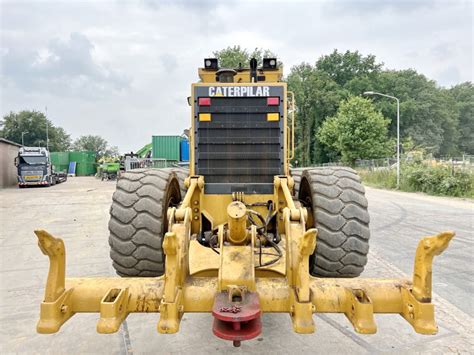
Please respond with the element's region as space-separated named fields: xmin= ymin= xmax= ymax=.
xmin=108 ymin=168 xmax=187 ymax=277
xmin=299 ymin=167 xmax=370 ymax=277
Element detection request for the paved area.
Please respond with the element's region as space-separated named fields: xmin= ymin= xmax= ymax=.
xmin=0 ymin=178 xmax=472 ymax=354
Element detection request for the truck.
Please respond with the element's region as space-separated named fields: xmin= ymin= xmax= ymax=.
xmin=15 ymin=146 xmax=67 ymax=187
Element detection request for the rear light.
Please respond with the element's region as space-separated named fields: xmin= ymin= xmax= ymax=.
xmin=267 ymin=97 xmax=279 ymax=106
xmin=198 ymin=97 xmax=211 ymax=106
xmin=199 ymin=113 xmax=212 ymax=122
xmin=267 ymin=113 xmax=279 ymax=121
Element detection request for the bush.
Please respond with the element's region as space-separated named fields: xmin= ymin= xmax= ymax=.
xmin=358 ymin=162 xmax=473 ymax=198
xmin=404 ymin=163 xmax=472 ymax=197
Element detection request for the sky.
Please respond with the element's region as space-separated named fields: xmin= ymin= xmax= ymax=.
xmin=1 ymin=0 xmax=472 ymax=153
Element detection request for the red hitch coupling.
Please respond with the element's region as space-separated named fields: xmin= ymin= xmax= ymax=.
xmin=212 ymin=287 xmax=261 ymax=347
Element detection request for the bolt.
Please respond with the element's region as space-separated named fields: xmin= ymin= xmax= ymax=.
xmin=193 ymin=216 xmax=199 ymax=220
xmin=233 ymin=340 xmax=241 ymax=347
xmin=193 ymin=200 xmax=199 ymax=205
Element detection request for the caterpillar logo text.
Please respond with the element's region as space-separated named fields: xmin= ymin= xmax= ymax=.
xmin=209 ymin=86 xmax=270 ymax=97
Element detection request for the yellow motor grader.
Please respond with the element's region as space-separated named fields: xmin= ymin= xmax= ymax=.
xmin=35 ymin=57 xmax=454 ymax=347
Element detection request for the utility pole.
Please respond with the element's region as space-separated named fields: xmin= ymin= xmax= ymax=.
xmin=22 ymin=131 xmax=28 ymax=146
xmin=45 ymin=106 xmax=49 ymax=150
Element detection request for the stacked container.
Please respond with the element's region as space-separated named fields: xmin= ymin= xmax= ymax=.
xmin=152 ymin=136 xmax=181 ymax=161
xmin=180 ymin=139 xmax=190 ymax=162
xmin=50 ymin=152 xmax=70 ymax=173
xmin=69 ymin=151 xmax=97 ymax=176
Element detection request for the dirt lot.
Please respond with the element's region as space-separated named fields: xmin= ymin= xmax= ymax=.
xmin=0 ymin=177 xmax=472 ymax=354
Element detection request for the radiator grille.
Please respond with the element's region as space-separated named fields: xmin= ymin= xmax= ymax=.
xmin=195 ymin=97 xmax=283 ymax=193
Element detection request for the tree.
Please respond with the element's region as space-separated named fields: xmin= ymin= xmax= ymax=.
xmin=318 ymin=96 xmax=392 ymax=164
xmin=449 ymin=82 xmax=474 ymax=154
xmin=73 ymin=135 xmax=108 ymax=157
xmin=1 ymin=110 xmax=71 ymax=151
xmin=288 ymin=50 xmax=385 ymax=165
xmin=289 ymin=51 xmax=467 ymax=162
xmin=372 ymin=70 xmax=459 ymax=156
xmin=213 ymin=46 xmax=278 ymax=68
xmin=287 ymin=64 xmax=344 ymax=165
xmin=72 ymin=135 xmax=119 ymax=159
xmin=315 ymin=50 xmax=382 ymax=87
xmin=105 ymin=146 xmax=120 ymax=158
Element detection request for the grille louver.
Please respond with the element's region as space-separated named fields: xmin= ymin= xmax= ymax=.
xmin=195 ymin=96 xmax=283 ymax=194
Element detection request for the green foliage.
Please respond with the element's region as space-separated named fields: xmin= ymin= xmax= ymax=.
xmin=1 ymin=110 xmax=71 ymax=151
xmin=318 ymin=97 xmax=391 ymax=164
xmin=359 ymin=163 xmax=473 ymax=198
xmin=72 ymin=135 xmax=118 ymax=159
xmin=316 ymin=49 xmax=382 ymax=87
xmin=287 ymin=50 xmax=470 ymax=165
xmin=404 ymin=163 xmax=472 ymax=197
xmin=288 ymin=50 xmax=385 ymax=165
xmin=287 ymin=64 xmax=343 ymax=165
xmin=212 ymin=46 xmax=277 ymax=68
xmin=449 ymin=82 xmax=474 ymax=154
xmin=372 ymin=70 xmax=459 ymax=156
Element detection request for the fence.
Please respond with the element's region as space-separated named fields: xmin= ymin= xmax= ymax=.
xmin=355 ymin=158 xmax=397 ymax=171
xmin=125 ymin=157 xmax=179 ymax=171
xmin=306 ymin=159 xmax=395 ymax=170
xmin=432 ymin=155 xmax=474 ymax=171
xmin=305 ymin=155 xmax=474 ymax=172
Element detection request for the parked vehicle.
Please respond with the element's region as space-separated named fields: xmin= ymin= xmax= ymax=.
xmin=15 ymin=147 xmax=67 ymax=187
xmin=99 ymin=162 xmax=120 ymax=181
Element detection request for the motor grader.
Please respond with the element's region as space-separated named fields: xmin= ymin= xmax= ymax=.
xmin=35 ymin=57 xmax=454 ymax=347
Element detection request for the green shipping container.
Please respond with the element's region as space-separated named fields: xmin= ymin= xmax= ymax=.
xmin=51 ymin=152 xmax=69 ymax=165
xmin=69 ymin=151 xmax=96 ymax=176
xmin=50 ymin=152 xmax=70 ymax=173
xmin=75 ymin=163 xmax=96 ymax=176
xmin=152 ymin=136 xmax=181 ymax=161
xmin=69 ymin=151 xmax=96 ymax=163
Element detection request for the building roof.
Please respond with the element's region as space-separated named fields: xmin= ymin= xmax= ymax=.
xmin=0 ymin=138 xmax=22 ymax=147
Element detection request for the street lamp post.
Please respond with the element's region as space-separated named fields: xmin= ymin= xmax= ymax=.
xmin=21 ymin=131 xmax=28 ymax=146
xmin=363 ymin=91 xmax=400 ymax=189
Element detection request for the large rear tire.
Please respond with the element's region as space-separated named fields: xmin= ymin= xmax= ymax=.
xmin=108 ymin=168 xmax=184 ymax=277
xmin=299 ymin=167 xmax=370 ymax=277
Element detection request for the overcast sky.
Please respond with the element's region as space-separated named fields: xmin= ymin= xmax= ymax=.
xmin=1 ymin=0 xmax=472 ymax=152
